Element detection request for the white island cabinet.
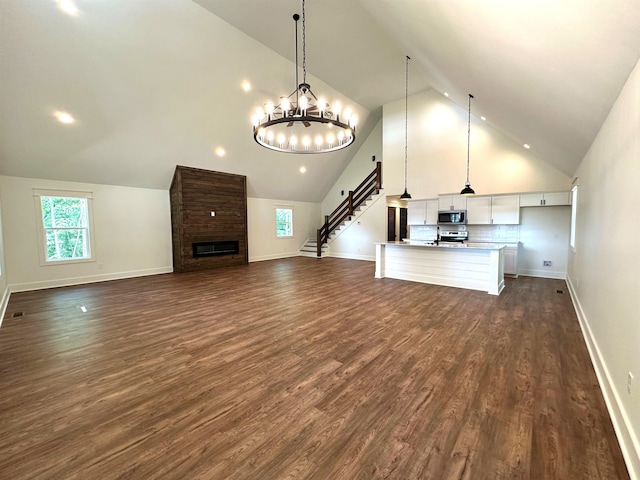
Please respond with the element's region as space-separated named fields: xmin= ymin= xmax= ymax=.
xmin=375 ymin=242 xmax=505 ymax=295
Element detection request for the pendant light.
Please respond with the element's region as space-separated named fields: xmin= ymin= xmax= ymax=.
xmin=460 ymin=93 xmax=476 ymax=196
xmin=399 ymin=55 xmax=412 ymax=199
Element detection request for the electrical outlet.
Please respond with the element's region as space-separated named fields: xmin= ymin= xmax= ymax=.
xmin=543 ymin=260 xmax=552 ymax=267
xmin=629 ymin=372 xmax=634 ymax=395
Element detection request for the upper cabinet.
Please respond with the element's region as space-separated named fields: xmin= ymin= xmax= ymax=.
xmin=438 ymin=195 xmax=467 ymax=211
xmin=520 ymin=191 xmax=571 ymax=207
xmin=466 ymin=196 xmax=492 ymax=224
xmin=407 ymin=200 xmax=426 ymax=225
xmin=466 ymin=195 xmax=520 ymax=225
xmin=407 ymin=199 xmax=439 ymax=225
xmin=491 ymin=195 xmax=520 ymax=224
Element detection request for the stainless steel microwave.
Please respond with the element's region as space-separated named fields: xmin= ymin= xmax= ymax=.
xmin=438 ymin=210 xmax=467 ymax=225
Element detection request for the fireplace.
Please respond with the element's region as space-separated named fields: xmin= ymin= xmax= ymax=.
xmin=192 ymin=241 xmax=239 ymax=258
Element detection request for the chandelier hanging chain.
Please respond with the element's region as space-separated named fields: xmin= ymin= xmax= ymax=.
xmin=405 ymin=55 xmax=409 ymax=192
xmin=294 ymin=13 xmax=300 ymax=107
xmin=302 ymin=0 xmax=307 ymax=85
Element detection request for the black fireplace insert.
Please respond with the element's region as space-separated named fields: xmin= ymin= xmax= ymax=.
xmin=192 ymin=241 xmax=239 ymax=258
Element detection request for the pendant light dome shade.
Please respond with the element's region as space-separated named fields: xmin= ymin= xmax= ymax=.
xmin=460 ymin=184 xmax=475 ymax=195
xmin=460 ymin=93 xmax=476 ymax=196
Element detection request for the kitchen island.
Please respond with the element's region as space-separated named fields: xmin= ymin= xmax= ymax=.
xmin=375 ymin=241 xmax=505 ymax=295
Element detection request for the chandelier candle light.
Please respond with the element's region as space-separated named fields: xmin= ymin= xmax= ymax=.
xmin=251 ymin=0 xmax=356 ymax=154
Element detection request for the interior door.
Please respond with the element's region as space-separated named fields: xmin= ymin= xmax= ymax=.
xmin=387 ymin=207 xmax=396 ymax=241
xmin=399 ymin=207 xmax=408 ymax=240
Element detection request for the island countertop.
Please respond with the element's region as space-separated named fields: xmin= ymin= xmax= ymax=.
xmin=375 ymin=241 xmax=505 ymax=295
xmin=376 ymin=241 xmax=506 ymax=250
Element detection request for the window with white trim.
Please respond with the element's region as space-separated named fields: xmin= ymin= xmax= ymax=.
xmin=275 ymin=207 xmax=293 ymax=238
xmin=34 ymin=190 xmax=95 ymax=264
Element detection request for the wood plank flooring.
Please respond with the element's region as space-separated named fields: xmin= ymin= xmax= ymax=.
xmin=0 ymin=257 xmax=629 ymax=479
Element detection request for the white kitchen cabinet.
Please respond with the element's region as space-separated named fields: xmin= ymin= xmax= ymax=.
xmin=408 ymin=199 xmax=439 ymax=225
xmin=426 ymin=199 xmax=439 ymax=225
xmin=467 ymin=195 xmax=520 ymax=225
xmin=466 ymin=196 xmax=492 ymax=224
xmin=520 ymin=191 xmax=571 ymax=207
xmin=407 ymin=200 xmax=427 ymax=225
xmin=438 ymin=195 xmax=467 ymax=211
xmin=491 ymin=195 xmax=520 ymax=224
xmin=503 ymin=245 xmax=518 ymax=276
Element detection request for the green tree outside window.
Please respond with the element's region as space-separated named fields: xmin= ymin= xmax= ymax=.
xmin=276 ymin=208 xmax=293 ymax=237
xmin=40 ymin=196 xmax=91 ymax=261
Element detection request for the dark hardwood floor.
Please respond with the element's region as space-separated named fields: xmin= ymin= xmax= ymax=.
xmin=0 ymin=257 xmax=629 ymax=479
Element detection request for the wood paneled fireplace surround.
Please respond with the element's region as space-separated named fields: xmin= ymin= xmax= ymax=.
xmin=170 ymin=166 xmax=248 ymax=272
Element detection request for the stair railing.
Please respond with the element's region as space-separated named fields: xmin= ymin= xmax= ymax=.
xmin=316 ymin=161 xmax=382 ymax=257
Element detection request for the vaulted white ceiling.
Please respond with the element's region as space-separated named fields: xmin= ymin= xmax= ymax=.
xmin=1 ymin=0 xmax=639 ymax=202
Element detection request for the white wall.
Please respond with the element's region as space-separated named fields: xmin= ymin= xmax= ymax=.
xmin=518 ymin=206 xmax=570 ymax=279
xmin=321 ymin=119 xmax=383 ymax=218
xmin=0 ymin=190 xmax=8 ymax=325
xmin=327 ymin=196 xmax=386 ymax=261
xmin=0 ymin=176 xmax=173 ymax=291
xmin=567 ymin=58 xmax=640 ymax=478
xmin=247 ymin=197 xmax=320 ymax=262
xmin=383 ymin=88 xmax=572 ymax=199
xmin=319 ymin=119 xmax=384 ymax=260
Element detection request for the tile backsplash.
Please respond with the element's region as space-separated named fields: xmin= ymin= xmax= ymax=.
xmin=407 ymin=225 xmax=438 ymax=240
xmin=408 ymin=224 xmax=520 ymax=242
xmin=467 ymin=225 xmax=520 ymax=242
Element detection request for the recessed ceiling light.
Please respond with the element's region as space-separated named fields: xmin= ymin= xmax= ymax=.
xmin=56 ymin=0 xmax=79 ymax=16
xmin=480 ymin=116 xmax=486 ymax=121
xmin=299 ymin=166 xmax=306 ymax=174
xmin=523 ymin=143 xmax=531 ymax=149
xmin=241 ymin=81 xmax=251 ymax=92
xmin=214 ymin=147 xmax=226 ymax=157
xmin=54 ymin=111 xmax=75 ymax=124
xmin=443 ymin=92 xmax=449 ymax=97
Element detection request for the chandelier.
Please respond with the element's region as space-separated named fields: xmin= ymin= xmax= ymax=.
xmin=251 ymin=0 xmax=356 ymax=154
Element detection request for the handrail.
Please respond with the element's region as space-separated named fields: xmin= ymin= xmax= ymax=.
xmin=317 ymin=161 xmax=382 ymax=257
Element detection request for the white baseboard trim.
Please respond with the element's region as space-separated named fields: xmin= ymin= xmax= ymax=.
xmin=326 ymin=252 xmax=375 ymax=262
xmin=9 ymin=267 xmax=174 ymax=293
xmin=518 ymin=269 xmax=566 ymax=279
xmin=249 ymin=252 xmax=299 ymax=263
xmin=0 ymin=285 xmax=10 ymax=329
xmin=566 ymin=276 xmax=640 ymax=480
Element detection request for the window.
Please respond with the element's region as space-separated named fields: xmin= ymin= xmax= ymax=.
xmin=570 ymin=184 xmax=578 ymax=251
xmin=34 ymin=190 xmax=94 ymax=264
xmin=275 ymin=207 xmax=293 ymax=238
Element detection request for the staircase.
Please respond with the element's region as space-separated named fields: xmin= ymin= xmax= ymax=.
xmin=299 ymin=239 xmax=329 ymax=258
xmin=311 ymin=161 xmax=382 ymax=258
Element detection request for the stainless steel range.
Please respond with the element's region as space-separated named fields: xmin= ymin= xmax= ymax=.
xmin=439 ymin=230 xmax=468 ymax=243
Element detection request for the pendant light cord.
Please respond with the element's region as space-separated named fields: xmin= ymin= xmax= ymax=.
xmin=404 ymin=55 xmax=410 ymax=191
xmin=466 ymin=93 xmax=474 ymax=185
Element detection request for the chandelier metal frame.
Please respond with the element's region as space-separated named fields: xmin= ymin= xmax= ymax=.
xmin=252 ymin=0 xmax=356 ymax=154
